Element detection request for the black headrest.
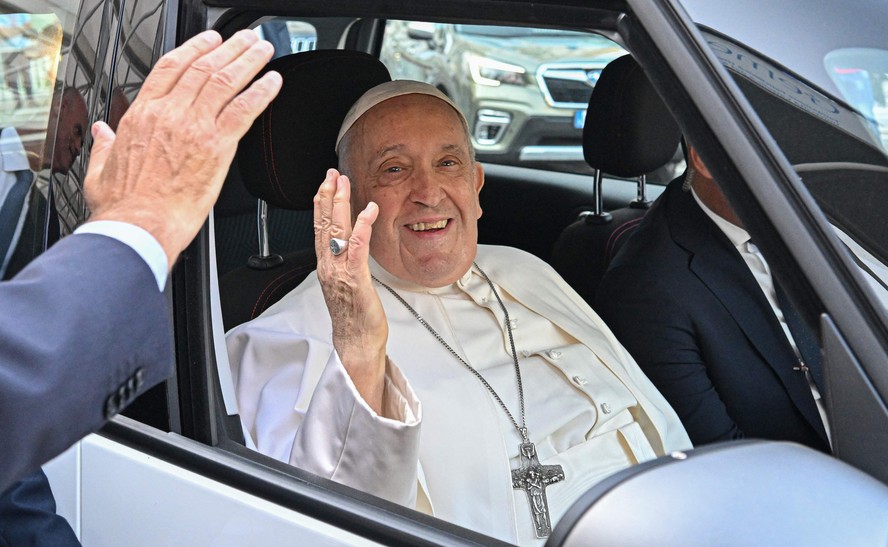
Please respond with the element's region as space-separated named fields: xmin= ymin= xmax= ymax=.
xmin=237 ymin=50 xmax=392 ymax=210
xmin=583 ymin=54 xmax=682 ymax=178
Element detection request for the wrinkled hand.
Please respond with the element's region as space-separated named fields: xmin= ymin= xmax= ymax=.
xmin=84 ymin=30 xmax=282 ymax=269
xmin=314 ymin=169 xmax=388 ymax=414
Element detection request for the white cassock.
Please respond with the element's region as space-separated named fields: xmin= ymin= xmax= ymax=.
xmin=227 ymin=245 xmax=692 ymax=545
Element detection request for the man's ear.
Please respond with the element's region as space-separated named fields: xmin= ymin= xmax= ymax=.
xmin=474 ymin=162 xmax=485 ymax=218
xmin=689 ymin=146 xmax=714 ymax=180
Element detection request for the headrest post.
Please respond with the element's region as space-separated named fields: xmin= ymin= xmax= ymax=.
xmin=247 ymin=198 xmax=283 ymax=270
xmin=584 ymin=168 xmax=613 ymax=225
xmin=258 ymin=199 xmax=270 ymax=256
xmin=630 ymin=174 xmax=652 ymax=209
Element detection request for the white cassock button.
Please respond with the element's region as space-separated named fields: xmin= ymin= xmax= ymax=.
xmin=547 ymin=349 xmax=562 ymax=360
xmin=481 ymin=296 xmax=488 ymax=303
xmin=572 ymin=375 xmax=587 ymax=386
xmin=601 ymin=403 xmax=612 ymax=414
xmin=508 ymin=318 xmax=518 ymax=329
xmin=521 ymin=349 xmax=531 ymax=357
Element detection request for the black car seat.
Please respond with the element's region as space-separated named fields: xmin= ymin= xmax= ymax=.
xmin=549 ymin=54 xmax=682 ymax=305
xmin=218 ymin=49 xmax=391 ymax=331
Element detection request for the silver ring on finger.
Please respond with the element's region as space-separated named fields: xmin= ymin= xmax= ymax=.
xmin=330 ymin=238 xmax=348 ymax=256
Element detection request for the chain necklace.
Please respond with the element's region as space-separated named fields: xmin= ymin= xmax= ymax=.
xmin=372 ymin=262 xmax=565 ymax=538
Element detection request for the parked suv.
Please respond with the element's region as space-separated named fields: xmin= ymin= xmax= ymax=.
xmin=381 ymin=21 xmax=626 ymax=173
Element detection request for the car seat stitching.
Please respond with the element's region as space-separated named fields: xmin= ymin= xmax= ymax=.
xmin=250 ymin=269 xmax=297 ymax=319
xmin=251 ymin=266 xmax=314 ymax=319
xmin=605 ymin=217 xmax=643 ymax=260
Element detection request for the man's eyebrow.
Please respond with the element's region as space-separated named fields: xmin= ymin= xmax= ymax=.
xmin=375 ymin=144 xmax=405 ymax=158
xmin=441 ymin=143 xmax=465 ymax=154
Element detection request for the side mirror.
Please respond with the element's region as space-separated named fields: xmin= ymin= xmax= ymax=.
xmin=548 ymin=440 xmax=888 ymax=547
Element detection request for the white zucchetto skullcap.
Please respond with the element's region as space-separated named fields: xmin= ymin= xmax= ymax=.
xmin=335 ymin=80 xmax=467 ymax=154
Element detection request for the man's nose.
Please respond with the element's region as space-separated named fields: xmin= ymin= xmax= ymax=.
xmin=408 ymin=168 xmax=444 ymax=206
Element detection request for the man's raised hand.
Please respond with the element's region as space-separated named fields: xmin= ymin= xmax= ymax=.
xmin=84 ymin=30 xmax=282 ymax=269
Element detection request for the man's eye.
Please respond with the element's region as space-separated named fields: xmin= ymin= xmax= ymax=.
xmin=385 ymin=166 xmax=403 ymax=173
xmin=440 ymin=159 xmax=457 ymax=167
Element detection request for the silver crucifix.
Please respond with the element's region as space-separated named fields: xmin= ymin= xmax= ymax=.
xmin=511 ymin=441 xmax=565 ymax=538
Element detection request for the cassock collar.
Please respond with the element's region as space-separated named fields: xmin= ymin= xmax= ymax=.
xmin=368 ymin=256 xmax=474 ymax=295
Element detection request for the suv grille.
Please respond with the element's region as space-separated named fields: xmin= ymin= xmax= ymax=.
xmin=537 ymin=65 xmax=604 ymax=108
xmin=543 ymin=77 xmax=593 ymax=104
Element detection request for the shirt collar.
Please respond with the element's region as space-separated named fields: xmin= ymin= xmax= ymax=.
xmin=690 ymin=186 xmax=750 ymax=249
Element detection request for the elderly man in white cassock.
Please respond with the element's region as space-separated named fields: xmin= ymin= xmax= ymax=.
xmin=226 ymin=80 xmax=692 ymax=545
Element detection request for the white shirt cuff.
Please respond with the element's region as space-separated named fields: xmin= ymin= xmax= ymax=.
xmin=75 ymin=220 xmax=168 ymax=291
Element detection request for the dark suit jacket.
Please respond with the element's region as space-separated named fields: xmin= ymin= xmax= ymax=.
xmin=595 ymin=178 xmax=829 ymax=451
xmin=0 ymin=470 xmax=79 ymax=545
xmin=0 ymin=233 xmax=174 ymax=491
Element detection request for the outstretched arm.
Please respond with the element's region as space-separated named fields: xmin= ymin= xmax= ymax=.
xmin=0 ymin=30 xmax=281 ymax=492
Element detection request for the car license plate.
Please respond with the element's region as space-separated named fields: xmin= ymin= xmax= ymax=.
xmin=573 ymin=109 xmax=587 ymax=129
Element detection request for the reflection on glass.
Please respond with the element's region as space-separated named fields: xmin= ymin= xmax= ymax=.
xmin=825 ymin=48 xmax=888 ymax=152
xmin=1 ymin=5 xmax=75 ymax=279
xmin=252 ymin=19 xmax=318 ymax=59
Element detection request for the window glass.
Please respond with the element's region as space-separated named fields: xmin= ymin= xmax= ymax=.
xmin=252 ymin=18 xmax=318 ymax=59
xmin=1 ymin=4 xmax=77 ymax=279
xmin=704 ymin=31 xmax=888 ymax=305
xmin=824 ymin=48 xmax=888 ymax=152
xmin=379 ymin=20 xmax=682 ymax=181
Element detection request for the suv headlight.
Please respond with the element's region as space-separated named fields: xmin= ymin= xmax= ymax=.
xmin=468 ymin=55 xmax=526 ymax=86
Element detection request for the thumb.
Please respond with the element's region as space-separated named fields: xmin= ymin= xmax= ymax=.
xmin=84 ymin=121 xmax=116 ymax=185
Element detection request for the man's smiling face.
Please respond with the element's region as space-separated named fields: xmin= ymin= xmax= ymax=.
xmin=344 ymin=93 xmax=484 ymax=287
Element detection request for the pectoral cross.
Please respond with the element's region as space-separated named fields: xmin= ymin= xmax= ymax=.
xmin=511 ymin=441 xmax=565 ymax=538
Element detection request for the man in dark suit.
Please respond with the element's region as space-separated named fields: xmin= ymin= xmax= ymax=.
xmin=0 ymin=28 xmax=281 ymax=493
xmin=595 ymin=145 xmax=830 ymax=452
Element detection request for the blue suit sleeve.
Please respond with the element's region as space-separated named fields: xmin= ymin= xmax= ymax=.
xmin=0 ymin=234 xmax=174 ymax=491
